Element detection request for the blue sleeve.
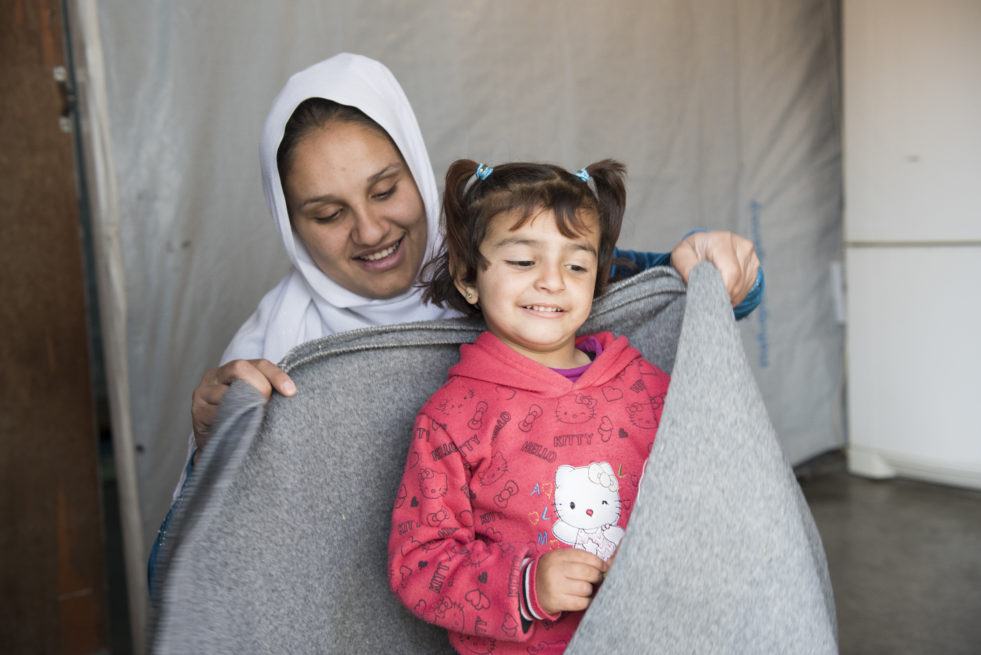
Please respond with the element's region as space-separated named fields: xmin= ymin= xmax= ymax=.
xmin=732 ymin=267 xmax=764 ymax=320
xmin=147 ymin=452 xmax=195 ymax=599
xmin=610 ymin=228 xmax=706 ymax=276
xmin=610 ymin=238 xmax=765 ymax=321
xmin=610 ymin=247 xmax=671 ymax=277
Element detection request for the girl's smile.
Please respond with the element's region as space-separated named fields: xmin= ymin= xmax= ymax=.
xmin=522 ymin=304 xmax=565 ymax=314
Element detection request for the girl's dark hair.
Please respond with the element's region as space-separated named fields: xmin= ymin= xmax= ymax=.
xmin=276 ymin=98 xmax=395 ymax=189
xmin=422 ymin=159 xmax=627 ymax=316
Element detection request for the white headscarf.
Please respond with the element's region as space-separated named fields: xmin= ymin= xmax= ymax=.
xmin=221 ymin=53 xmax=456 ymax=366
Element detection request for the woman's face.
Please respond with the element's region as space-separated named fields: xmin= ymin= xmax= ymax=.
xmin=283 ymin=120 xmax=428 ymax=300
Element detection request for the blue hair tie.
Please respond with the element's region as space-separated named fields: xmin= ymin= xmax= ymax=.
xmin=574 ymin=168 xmax=590 ymax=182
xmin=475 ymin=163 xmax=494 ymax=180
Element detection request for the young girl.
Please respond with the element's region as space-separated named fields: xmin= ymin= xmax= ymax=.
xmin=388 ymin=159 xmax=671 ymax=654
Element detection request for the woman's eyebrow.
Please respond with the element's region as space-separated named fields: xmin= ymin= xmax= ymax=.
xmin=297 ymin=193 xmax=339 ymax=210
xmin=297 ymin=193 xmax=339 ymax=209
xmin=367 ymin=162 xmax=403 ymax=185
xmin=297 ymin=162 xmax=404 ymax=209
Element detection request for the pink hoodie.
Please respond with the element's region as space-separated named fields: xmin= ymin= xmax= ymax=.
xmin=389 ymin=331 xmax=670 ymax=655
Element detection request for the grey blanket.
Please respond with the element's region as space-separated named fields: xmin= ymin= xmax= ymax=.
xmin=150 ymin=263 xmax=837 ymax=653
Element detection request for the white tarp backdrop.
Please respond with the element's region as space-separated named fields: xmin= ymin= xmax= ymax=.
xmin=76 ymin=0 xmax=843 ymax=622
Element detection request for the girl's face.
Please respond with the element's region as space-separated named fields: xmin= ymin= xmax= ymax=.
xmin=283 ymin=121 xmax=428 ymax=299
xmin=460 ymin=208 xmax=600 ymax=369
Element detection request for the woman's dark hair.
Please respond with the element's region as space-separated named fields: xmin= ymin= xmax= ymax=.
xmin=276 ymin=98 xmax=395 ymax=188
xmin=422 ymin=159 xmax=627 ymax=316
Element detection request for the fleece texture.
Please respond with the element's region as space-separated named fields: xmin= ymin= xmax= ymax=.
xmin=149 ymin=264 xmax=836 ymax=654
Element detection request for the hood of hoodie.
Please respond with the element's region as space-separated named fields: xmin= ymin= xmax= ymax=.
xmin=449 ymin=331 xmax=642 ymax=396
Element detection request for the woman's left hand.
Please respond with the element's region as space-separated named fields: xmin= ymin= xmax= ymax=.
xmin=670 ymin=231 xmax=760 ymax=307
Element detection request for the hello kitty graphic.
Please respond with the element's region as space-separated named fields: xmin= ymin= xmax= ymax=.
xmin=436 ymin=387 xmax=476 ymax=416
xmin=478 ymin=452 xmax=508 ymax=486
xmin=555 ymin=393 xmax=597 ymax=424
xmin=419 ymin=468 xmax=448 ymax=499
xmin=456 ymin=633 xmax=494 ymax=654
xmin=551 ymin=462 xmax=625 ymax=561
xmin=433 ymin=597 xmax=466 ymax=632
xmin=626 ymin=392 xmax=665 ymax=430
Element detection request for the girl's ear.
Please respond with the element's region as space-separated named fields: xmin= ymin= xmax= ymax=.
xmin=450 ymin=255 xmax=479 ymax=305
xmin=454 ymin=278 xmax=478 ymax=305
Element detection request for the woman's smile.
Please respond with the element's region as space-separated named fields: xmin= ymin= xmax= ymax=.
xmin=355 ymin=235 xmax=405 ymax=268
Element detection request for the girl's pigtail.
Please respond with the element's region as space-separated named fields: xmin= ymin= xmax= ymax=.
xmin=420 ymin=159 xmax=483 ymax=315
xmin=442 ymin=159 xmax=480 ymax=260
xmin=583 ymin=159 xmax=628 ymax=293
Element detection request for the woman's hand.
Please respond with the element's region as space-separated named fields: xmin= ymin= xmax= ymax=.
xmin=190 ymin=359 xmax=296 ymax=460
xmin=670 ymin=231 xmax=760 ymax=307
xmin=535 ymin=549 xmax=609 ymax=615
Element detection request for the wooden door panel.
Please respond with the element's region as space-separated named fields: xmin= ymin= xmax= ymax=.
xmin=0 ymin=0 xmax=108 ymax=652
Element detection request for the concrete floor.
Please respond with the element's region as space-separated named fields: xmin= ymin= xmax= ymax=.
xmin=799 ymin=455 xmax=981 ymax=655
xmin=107 ymin=451 xmax=981 ymax=654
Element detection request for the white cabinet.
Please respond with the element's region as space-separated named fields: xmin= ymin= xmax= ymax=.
xmin=845 ymin=247 xmax=981 ymax=488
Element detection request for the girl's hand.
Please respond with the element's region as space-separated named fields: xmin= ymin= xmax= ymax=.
xmin=190 ymin=359 xmax=296 ymax=459
xmin=535 ymin=549 xmax=609 ymax=615
xmin=670 ymin=230 xmax=760 ymax=307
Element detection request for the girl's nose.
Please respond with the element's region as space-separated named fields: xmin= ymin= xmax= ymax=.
xmin=535 ymin=262 xmax=565 ymax=292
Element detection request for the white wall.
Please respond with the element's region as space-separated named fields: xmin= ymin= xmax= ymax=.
xmin=844 ymin=0 xmax=981 ymax=488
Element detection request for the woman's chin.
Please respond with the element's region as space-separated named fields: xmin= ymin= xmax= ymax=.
xmin=346 ymin=266 xmax=418 ymax=300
